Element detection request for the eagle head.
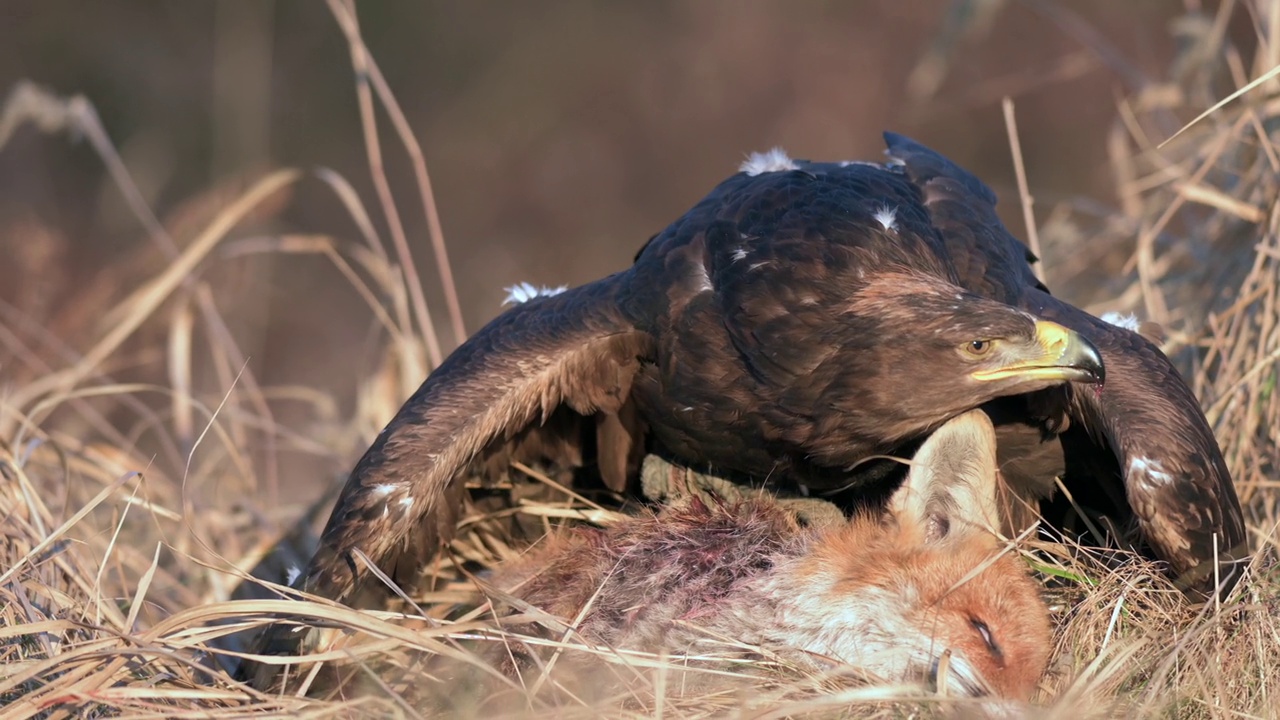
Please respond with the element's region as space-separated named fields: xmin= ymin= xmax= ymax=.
xmin=836 ymin=271 xmax=1104 ymax=442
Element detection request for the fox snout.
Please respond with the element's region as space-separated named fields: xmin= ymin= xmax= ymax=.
xmin=766 ymin=410 xmax=1052 ymax=700
xmin=772 ymin=521 xmax=1052 ymax=701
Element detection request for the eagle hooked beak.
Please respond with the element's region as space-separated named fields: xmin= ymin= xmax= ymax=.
xmin=971 ymin=320 xmax=1105 ymax=385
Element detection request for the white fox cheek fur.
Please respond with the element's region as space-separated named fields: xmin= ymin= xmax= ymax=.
xmin=488 ymin=409 xmax=1053 ymax=701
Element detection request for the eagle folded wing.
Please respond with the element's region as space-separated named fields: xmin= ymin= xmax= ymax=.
xmin=1026 ymin=288 xmax=1248 ymax=591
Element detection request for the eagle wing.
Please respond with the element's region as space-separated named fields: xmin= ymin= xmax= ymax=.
xmin=307 ymin=280 xmax=650 ymax=600
xmin=884 ymin=132 xmax=1247 ymax=594
xmin=243 ymin=275 xmax=652 ymax=685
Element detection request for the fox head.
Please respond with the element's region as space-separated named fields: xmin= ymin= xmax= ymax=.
xmin=763 ymin=409 xmax=1052 ymax=701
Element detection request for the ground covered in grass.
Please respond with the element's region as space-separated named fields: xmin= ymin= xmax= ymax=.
xmin=2 ymin=2 xmax=1279 ymax=718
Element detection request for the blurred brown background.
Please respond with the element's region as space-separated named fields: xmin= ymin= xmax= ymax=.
xmin=0 ymin=1 xmax=1249 ymax=506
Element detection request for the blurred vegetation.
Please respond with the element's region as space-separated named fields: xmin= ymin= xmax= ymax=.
xmin=4 ymin=0 xmax=1243 ymax=500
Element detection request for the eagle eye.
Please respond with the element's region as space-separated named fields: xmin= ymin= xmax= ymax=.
xmin=964 ymin=339 xmax=993 ymax=357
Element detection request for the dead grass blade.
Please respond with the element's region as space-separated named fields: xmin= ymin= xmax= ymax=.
xmin=1159 ymin=61 xmax=1280 ymax=148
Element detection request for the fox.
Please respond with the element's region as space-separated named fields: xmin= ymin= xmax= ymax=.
xmin=483 ymin=409 xmax=1054 ymax=702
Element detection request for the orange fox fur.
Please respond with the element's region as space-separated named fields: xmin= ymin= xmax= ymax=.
xmin=487 ymin=409 xmax=1053 ymax=701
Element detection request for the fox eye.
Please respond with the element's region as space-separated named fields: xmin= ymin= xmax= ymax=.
xmin=964 ymin=339 xmax=993 ymax=356
xmin=970 ymin=618 xmax=1002 ymax=659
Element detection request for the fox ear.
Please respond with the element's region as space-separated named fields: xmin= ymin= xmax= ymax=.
xmin=889 ymin=409 xmax=1001 ymax=544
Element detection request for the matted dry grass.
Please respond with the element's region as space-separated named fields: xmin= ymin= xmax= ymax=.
xmin=2 ymin=1 xmax=1279 ymax=718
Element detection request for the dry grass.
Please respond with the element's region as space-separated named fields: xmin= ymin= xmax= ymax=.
xmin=3 ymin=2 xmax=1279 ymax=718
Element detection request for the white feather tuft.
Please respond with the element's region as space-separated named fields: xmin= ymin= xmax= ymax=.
xmin=1128 ymin=456 xmax=1174 ymax=488
xmin=1100 ymin=311 xmax=1141 ymax=332
xmin=502 ymin=281 xmax=568 ymax=307
xmin=740 ymin=147 xmax=798 ymax=176
xmin=873 ymin=205 xmax=898 ymax=232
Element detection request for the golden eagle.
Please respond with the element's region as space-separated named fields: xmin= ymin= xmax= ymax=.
xmin=247 ymin=133 xmax=1245 ymax=682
